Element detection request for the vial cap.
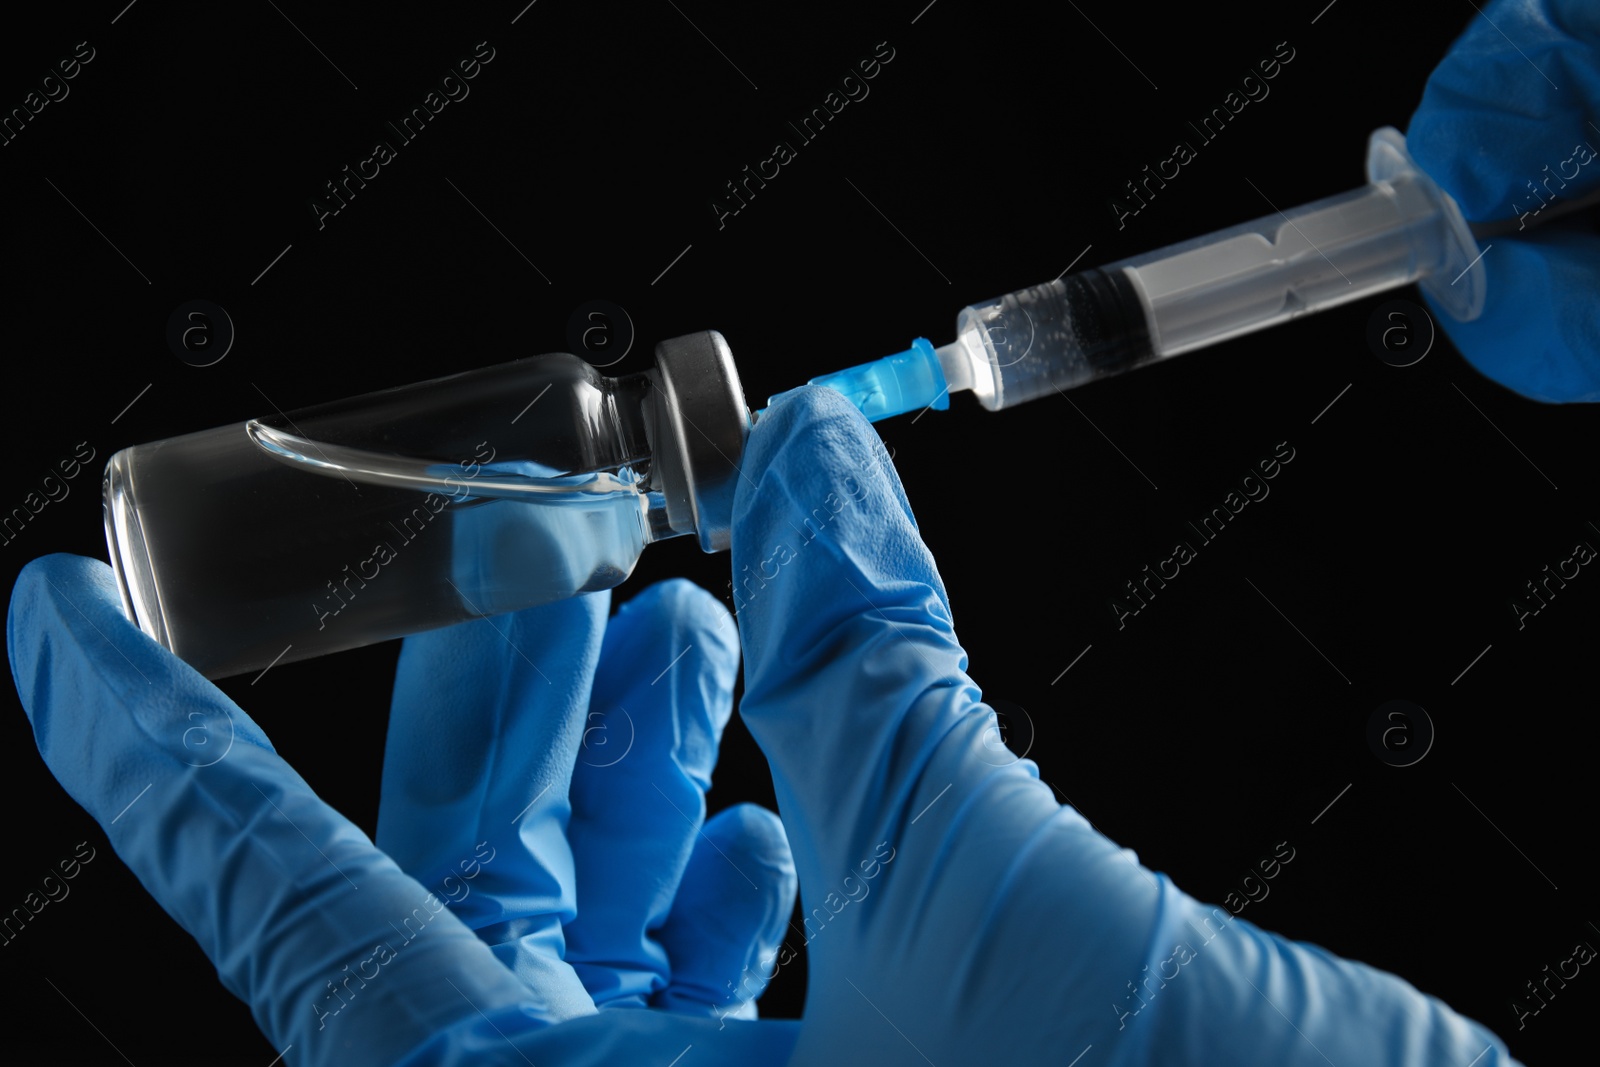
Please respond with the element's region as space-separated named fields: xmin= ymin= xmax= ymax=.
xmin=648 ymin=331 xmax=750 ymax=553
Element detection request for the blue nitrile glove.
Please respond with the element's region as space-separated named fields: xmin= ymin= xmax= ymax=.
xmin=1407 ymin=0 xmax=1600 ymax=402
xmin=7 ymin=562 xmax=800 ymax=1067
xmin=730 ymin=386 xmax=1525 ymax=1066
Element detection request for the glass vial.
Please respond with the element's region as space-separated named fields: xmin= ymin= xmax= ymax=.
xmin=103 ymin=331 xmax=749 ymax=679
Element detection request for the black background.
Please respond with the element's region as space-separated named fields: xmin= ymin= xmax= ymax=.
xmin=2 ymin=1 xmax=1595 ymax=1063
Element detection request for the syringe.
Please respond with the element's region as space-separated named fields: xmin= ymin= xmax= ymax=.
xmin=762 ymin=127 xmax=1565 ymax=423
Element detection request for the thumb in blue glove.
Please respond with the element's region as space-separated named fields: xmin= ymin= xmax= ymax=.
xmin=732 ymin=386 xmax=1525 ymax=1067
xmin=1407 ymin=0 xmax=1600 ymax=402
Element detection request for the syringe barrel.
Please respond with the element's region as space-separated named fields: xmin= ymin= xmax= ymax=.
xmin=1106 ymin=173 xmax=1450 ymax=357
xmin=947 ymin=128 xmax=1474 ymax=410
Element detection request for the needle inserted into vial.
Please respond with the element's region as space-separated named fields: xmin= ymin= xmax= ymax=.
xmin=765 ymin=127 xmax=1587 ymax=423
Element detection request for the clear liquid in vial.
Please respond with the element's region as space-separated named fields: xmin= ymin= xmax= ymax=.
xmin=105 ymin=422 xmax=648 ymax=680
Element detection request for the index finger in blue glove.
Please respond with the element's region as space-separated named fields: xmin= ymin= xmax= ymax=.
xmin=1407 ymin=0 xmax=1600 ymax=401
xmin=377 ymin=591 xmax=611 ymax=1019
xmin=6 ymin=555 xmax=541 ymax=1067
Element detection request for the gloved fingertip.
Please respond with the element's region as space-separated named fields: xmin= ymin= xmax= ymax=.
xmin=730 ymin=383 xmax=956 ymax=668
xmin=616 ymin=578 xmax=739 ymax=678
xmin=741 ymin=385 xmax=913 ymax=523
xmin=10 ymin=552 xmax=118 ymax=631
xmin=8 ymin=553 xmax=152 ymax=716
xmin=586 ymin=578 xmax=742 ymax=760
xmin=652 ymin=802 xmax=798 ymax=1018
xmin=703 ymin=803 xmax=797 ymax=889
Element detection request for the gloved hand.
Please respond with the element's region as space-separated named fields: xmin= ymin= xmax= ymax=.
xmin=1406 ymin=0 xmax=1600 ymax=402
xmin=7 ymin=564 xmax=801 ymax=1066
xmin=729 ymin=386 xmax=1525 ymax=1066
xmin=9 ymin=386 xmax=1531 ymax=1067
